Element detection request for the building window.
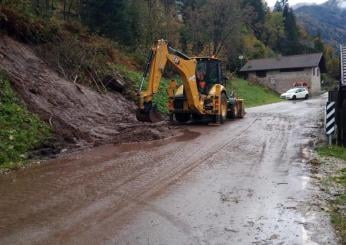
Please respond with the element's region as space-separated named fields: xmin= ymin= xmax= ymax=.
xmin=313 ymin=67 xmax=315 ymax=76
xmin=317 ymin=67 xmax=320 ymax=76
xmin=256 ymin=71 xmax=267 ymax=78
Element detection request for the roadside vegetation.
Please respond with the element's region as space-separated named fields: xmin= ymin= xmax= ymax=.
xmin=317 ymin=145 xmax=346 ymax=242
xmin=0 ymin=73 xmax=51 ymax=170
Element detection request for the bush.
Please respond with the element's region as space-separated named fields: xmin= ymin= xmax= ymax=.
xmin=35 ymin=32 xmax=136 ymax=92
xmin=0 ymin=6 xmax=60 ymax=44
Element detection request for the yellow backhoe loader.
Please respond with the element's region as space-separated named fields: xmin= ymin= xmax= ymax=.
xmin=136 ymin=39 xmax=245 ymax=124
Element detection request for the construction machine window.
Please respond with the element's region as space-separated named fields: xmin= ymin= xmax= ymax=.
xmin=196 ymin=60 xmax=221 ymax=94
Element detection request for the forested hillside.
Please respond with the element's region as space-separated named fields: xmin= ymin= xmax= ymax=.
xmin=295 ymin=0 xmax=346 ymax=47
xmin=0 ymin=0 xmax=337 ymax=72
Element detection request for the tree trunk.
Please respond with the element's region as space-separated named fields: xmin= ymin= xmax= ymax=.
xmin=68 ymin=0 xmax=74 ymax=20
xmin=63 ymin=0 xmax=67 ymax=20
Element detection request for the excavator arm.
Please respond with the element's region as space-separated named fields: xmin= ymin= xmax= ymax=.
xmin=136 ymin=39 xmax=203 ymax=122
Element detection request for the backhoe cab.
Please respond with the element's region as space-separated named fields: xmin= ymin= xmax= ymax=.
xmin=136 ymin=39 xmax=244 ymax=123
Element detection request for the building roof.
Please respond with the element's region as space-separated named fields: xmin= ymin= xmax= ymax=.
xmin=240 ymin=53 xmax=324 ymax=72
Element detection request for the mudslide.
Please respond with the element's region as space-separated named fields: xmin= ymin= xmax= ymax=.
xmin=0 ymin=35 xmax=174 ymax=147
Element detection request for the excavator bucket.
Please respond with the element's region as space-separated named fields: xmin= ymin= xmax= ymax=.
xmin=136 ymin=107 xmax=163 ymax=123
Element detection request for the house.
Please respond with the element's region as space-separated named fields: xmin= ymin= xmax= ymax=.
xmin=240 ymin=53 xmax=325 ymax=95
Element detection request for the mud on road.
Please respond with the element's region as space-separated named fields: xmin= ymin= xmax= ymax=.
xmin=0 ymin=96 xmax=339 ymax=244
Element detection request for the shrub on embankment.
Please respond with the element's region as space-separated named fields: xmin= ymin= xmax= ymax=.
xmin=0 ymin=73 xmax=51 ymax=169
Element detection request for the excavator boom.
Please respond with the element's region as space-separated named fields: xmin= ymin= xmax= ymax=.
xmin=136 ymin=40 xmax=201 ymax=122
xmin=136 ymin=39 xmax=245 ymax=124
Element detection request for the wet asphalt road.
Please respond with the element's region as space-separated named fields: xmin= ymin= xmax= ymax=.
xmin=0 ymin=95 xmax=338 ymax=244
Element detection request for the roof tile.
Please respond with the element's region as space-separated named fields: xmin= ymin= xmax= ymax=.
xmin=240 ymin=53 xmax=323 ymax=72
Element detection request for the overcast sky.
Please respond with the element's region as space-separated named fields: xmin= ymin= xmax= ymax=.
xmin=265 ymin=0 xmax=328 ymax=7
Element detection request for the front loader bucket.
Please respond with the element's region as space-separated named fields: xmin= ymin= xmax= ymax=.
xmin=136 ymin=108 xmax=163 ymax=123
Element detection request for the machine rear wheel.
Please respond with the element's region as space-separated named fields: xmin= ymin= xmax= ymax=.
xmin=238 ymin=107 xmax=244 ymax=118
xmin=175 ymin=113 xmax=191 ymax=123
xmin=230 ymin=104 xmax=238 ymax=119
xmin=220 ymin=93 xmax=228 ymax=124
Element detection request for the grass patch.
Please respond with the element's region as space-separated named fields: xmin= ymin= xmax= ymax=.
xmin=0 ymin=73 xmax=51 ymax=170
xmin=331 ymin=211 xmax=346 ymax=242
xmin=330 ymin=168 xmax=346 ymax=243
xmin=228 ymin=78 xmax=282 ymax=108
xmin=317 ymin=145 xmax=346 ymax=161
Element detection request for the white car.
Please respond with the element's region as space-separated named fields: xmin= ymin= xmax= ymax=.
xmin=280 ymin=88 xmax=309 ymax=100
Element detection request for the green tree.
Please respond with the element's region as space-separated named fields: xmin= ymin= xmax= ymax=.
xmin=262 ymin=12 xmax=285 ymax=51
xmin=80 ymin=0 xmax=133 ymax=45
xmin=314 ymin=31 xmax=324 ymax=52
xmin=324 ymin=45 xmax=340 ymax=80
xmin=186 ymin=0 xmax=242 ymax=56
xmin=273 ymin=0 xmax=287 ymax=12
xmin=280 ymin=5 xmax=302 ymax=54
xmin=242 ymin=0 xmax=268 ymax=40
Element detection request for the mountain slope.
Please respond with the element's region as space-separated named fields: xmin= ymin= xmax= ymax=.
xmin=295 ymin=0 xmax=346 ymax=45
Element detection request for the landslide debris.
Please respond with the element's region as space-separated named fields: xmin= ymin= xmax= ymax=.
xmin=0 ymin=35 xmax=175 ymax=148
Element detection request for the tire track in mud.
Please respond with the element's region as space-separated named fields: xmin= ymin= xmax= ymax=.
xmin=0 ymin=118 xmax=259 ymax=244
xmin=0 ymin=113 xmax=304 ymax=245
xmin=46 ymin=119 xmax=257 ymax=243
xmin=0 ymin=132 xmax=196 ymax=230
xmin=235 ymin=113 xmax=295 ymax=178
xmin=38 ymin=118 xmax=261 ymax=244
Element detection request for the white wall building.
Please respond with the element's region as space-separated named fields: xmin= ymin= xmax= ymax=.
xmin=240 ymin=53 xmax=325 ymax=95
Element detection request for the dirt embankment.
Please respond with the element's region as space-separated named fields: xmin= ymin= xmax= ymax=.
xmin=0 ymin=35 xmax=175 ymax=149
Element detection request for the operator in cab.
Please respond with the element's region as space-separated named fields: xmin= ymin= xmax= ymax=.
xmin=196 ymin=62 xmax=208 ymax=95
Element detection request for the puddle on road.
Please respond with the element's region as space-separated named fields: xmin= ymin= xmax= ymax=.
xmin=47 ymin=129 xmax=201 ymax=166
xmin=114 ymin=129 xmax=201 ymax=152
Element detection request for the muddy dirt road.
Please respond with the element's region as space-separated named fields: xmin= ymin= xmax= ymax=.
xmin=0 ymin=96 xmax=338 ymax=244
